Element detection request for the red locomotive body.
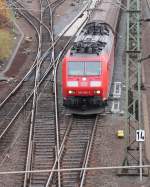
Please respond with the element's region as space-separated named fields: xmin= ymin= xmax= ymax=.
xmin=61 ymin=0 xmax=121 ymax=110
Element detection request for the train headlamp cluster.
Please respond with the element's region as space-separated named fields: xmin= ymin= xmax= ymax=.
xmin=68 ymin=90 xmax=75 ymax=94
xmin=67 ymin=81 xmax=78 ymax=87
xmin=94 ymin=90 xmax=101 ymax=94
xmin=90 ymin=81 xmax=102 ymax=87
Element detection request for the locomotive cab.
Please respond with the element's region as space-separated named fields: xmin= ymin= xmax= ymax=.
xmin=62 ymin=54 xmax=109 ymax=109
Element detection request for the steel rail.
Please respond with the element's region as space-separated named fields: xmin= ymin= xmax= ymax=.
xmin=0 ymin=7 xmax=90 ymax=185
xmin=45 ymin=115 xmax=98 ymax=187
xmin=0 ymin=1 xmax=64 ymax=144
xmin=45 ymin=19 xmax=90 ymax=187
xmin=13 ymin=4 xmax=41 ymax=56
xmin=0 ymin=2 xmax=90 ymax=143
xmin=53 ymin=54 xmax=61 ymax=187
xmin=0 ymin=0 xmax=45 ymax=138
xmin=79 ymin=115 xmax=99 ymax=187
xmin=45 ymin=1 xmax=98 ymax=184
xmin=45 ymin=117 xmax=73 ymax=187
xmin=23 ymin=29 xmax=72 ymax=187
xmin=0 ymin=57 xmax=55 ymax=140
xmin=47 ymin=1 xmax=99 ymax=185
xmin=58 ymin=116 xmax=96 ymax=186
xmin=0 ymin=2 xmax=42 ymax=138
xmin=23 ymin=80 xmax=54 ymax=186
xmin=44 ymin=1 xmax=67 ymax=185
xmin=23 ymin=0 xmax=61 ymax=184
xmin=0 ymin=4 xmax=92 ymax=186
xmin=39 ymin=0 xmax=53 ymax=56
xmin=14 ymin=0 xmax=52 ymax=36
xmin=0 ymin=0 xmax=94 ymax=139
xmin=23 ymin=0 xmax=44 ymax=185
xmin=14 ymin=0 xmax=53 ymax=56
xmin=1 ymin=164 xmax=150 ymax=175
xmin=0 ymin=3 xmax=88 ymax=109
xmin=0 ymin=10 xmax=88 ymax=141
xmin=23 ymin=12 xmax=85 ymax=184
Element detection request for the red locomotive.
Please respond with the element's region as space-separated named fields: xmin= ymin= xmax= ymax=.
xmin=62 ymin=0 xmax=121 ymax=112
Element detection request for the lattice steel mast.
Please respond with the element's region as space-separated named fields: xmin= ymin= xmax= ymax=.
xmin=119 ymin=0 xmax=144 ymax=176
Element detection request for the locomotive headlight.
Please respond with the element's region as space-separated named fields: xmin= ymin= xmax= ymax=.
xmin=94 ymin=90 xmax=101 ymax=94
xmin=90 ymin=81 xmax=102 ymax=87
xmin=68 ymin=90 xmax=75 ymax=94
xmin=67 ymin=81 xmax=78 ymax=87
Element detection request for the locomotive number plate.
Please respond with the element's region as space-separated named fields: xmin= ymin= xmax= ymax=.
xmin=78 ymin=91 xmax=89 ymax=94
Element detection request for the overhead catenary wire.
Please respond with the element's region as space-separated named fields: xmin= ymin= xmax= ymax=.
xmin=0 ymin=164 xmax=149 ymax=175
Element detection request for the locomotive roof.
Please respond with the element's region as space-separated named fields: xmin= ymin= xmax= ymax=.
xmin=70 ymin=22 xmax=114 ymax=56
xmin=69 ymin=0 xmax=120 ymax=56
xmin=89 ymin=0 xmax=121 ymax=33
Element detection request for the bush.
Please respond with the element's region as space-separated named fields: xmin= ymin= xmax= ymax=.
xmin=0 ymin=29 xmax=13 ymax=60
xmin=0 ymin=0 xmax=11 ymax=26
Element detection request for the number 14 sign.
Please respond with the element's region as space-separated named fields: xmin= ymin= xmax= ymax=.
xmin=136 ymin=130 xmax=145 ymax=142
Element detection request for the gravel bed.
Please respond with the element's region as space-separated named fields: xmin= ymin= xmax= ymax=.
xmin=84 ymin=115 xmax=150 ymax=187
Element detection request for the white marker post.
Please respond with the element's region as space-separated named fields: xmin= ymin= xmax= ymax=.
xmin=136 ymin=129 xmax=145 ymax=182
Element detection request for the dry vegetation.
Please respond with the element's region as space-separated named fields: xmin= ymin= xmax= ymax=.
xmin=0 ymin=0 xmax=13 ymax=61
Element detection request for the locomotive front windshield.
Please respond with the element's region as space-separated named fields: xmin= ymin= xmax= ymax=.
xmin=68 ymin=61 xmax=101 ymax=76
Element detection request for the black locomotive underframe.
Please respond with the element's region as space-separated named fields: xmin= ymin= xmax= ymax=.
xmin=63 ymin=96 xmax=106 ymax=109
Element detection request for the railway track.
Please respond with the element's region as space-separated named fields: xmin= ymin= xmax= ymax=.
xmin=25 ymin=107 xmax=99 ymax=187
xmin=25 ymin=84 xmax=56 ymax=186
xmin=0 ymin=0 xmax=69 ymax=142
xmin=0 ymin=1 xmax=94 ymax=186
xmin=59 ymin=115 xmax=98 ymax=187
xmin=0 ymin=0 xmax=45 ymax=153
xmin=24 ymin=4 xmax=91 ymax=183
xmin=0 ymin=1 xmax=61 ymax=186
xmin=0 ymin=0 xmax=88 ymax=108
xmin=0 ymin=0 xmax=90 ymax=144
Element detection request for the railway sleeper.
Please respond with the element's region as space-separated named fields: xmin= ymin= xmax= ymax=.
xmin=34 ymin=160 xmax=53 ymax=165
xmin=31 ymin=178 xmax=49 ymax=184
xmin=61 ymin=180 xmax=78 ymax=187
xmin=62 ymin=161 xmax=82 ymax=166
xmin=32 ymin=163 xmax=53 ymax=168
xmin=62 ymin=176 xmax=78 ymax=181
xmin=34 ymin=136 xmax=55 ymax=140
xmin=62 ymin=160 xmax=82 ymax=165
xmin=62 ymin=163 xmax=81 ymax=168
xmin=34 ymin=139 xmax=55 ymax=143
xmin=63 ymin=156 xmax=84 ymax=160
xmin=34 ymin=156 xmax=54 ymax=160
xmin=34 ymin=133 xmax=54 ymax=136
xmin=62 ymin=178 xmax=79 ymax=182
xmin=64 ymin=149 xmax=84 ymax=153
xmin=35 ymin=153 xmax=54 ymax=158
xmin=34 ymin=150 xmax=54 ymax=154
xmin=35 ymin=117 xmax=54 ymax=121
xmin=35 ymin=145 xmax=54 ymax=149
xmin=67 ymin=142 xmax=87 ymax=146
xmin=62 ymin=165 xmax=82 ymax=169
xmin=34 ymin=127 xmax=54 ymax=131
xmin=34 ymin=151 xmax=54 ymax=156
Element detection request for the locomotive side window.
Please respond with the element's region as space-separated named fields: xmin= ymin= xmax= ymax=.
xmin=85 ymin=62 xmax=101 ymax=75
xmin=68 ymin=62 xmax=84 ymax=75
